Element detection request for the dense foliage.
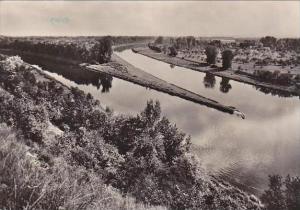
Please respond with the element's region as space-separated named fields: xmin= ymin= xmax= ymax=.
xmin=0 ymin=124 xmax=165 ymax=210
xmin=261 ymin=174 xmax=300 ymax=210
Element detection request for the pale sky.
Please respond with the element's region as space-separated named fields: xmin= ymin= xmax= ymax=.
xmin=0 ymin=1 xmax=299 ymax=38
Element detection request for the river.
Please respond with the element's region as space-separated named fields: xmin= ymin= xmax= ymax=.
xmin=20 ymin=49 xmax=300 ymax=194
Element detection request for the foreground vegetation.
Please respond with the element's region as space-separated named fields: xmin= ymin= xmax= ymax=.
xmin=261 ymin=175 xmax=300 ymax=210
xmin=0 ymin=54 xmax=263 ymax=209
xmin=0 ymin=124 xmax=165 ymax=210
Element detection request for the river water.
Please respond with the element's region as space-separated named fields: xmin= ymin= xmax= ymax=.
xmin=19 ymin=49 xmax=300 ymax=194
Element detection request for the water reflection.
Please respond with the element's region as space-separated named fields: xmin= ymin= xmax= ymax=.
xmin=220 ymin=78 xmax=232 ymax=93
xmin=254 ymin=86 xmax=297 ymax=98
xmin=203 ymin=73 xmax=216 ymax=88
xmin=16 ymin=53 xmax=113 ymax=93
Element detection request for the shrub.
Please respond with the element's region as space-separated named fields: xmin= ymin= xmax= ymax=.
xmin=148 ymin=43 xmax=162 ymax=53
xmin=222 ymin=49 xmax=234 ymax=69
xmin=205 ymin=46 xmax=218 ymax=64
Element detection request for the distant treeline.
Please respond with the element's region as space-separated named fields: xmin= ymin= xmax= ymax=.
xmin=150 ymin=35 xmax=300 ymax=52
xmin=0 ymin=36 xmax=114 ymax=64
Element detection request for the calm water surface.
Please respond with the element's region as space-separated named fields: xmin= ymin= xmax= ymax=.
xmin=25 ymin=50 xmax=300 ymax=193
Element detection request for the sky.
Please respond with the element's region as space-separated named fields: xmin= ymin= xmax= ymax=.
xmin=0 ymin=1 xmax=299 ymax=37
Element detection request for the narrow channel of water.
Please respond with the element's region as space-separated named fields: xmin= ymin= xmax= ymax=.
xmin=15 ymin=49 xmax=300 ymax=193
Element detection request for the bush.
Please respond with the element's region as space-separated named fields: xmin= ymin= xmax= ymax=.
xmin=222 ymin=49 xmax=234 ymax=69
xmin=168 ymin=46 xmax=178 ymax=57
xmin=205 ymin=46 xmax=218 ymax=64
xmin=148 ymin=43 xmax=162 ymax=53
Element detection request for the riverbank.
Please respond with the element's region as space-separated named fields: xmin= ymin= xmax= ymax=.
xmin=0 ymin=54 xmax=263 ymax=209
xmin=134 ymin=47 xmax=300 ymax=97
xmin=87 ymin=54 xmax=245 ymax=117
xmin=0 ymin=48 xmax=244 ymax=117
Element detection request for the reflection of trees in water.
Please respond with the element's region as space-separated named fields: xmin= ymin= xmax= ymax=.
xmin=254 ymin=86 xmax=296 ymax=98
xmin=20 ymin=54 xmax=113 ymax=93
xmin=98 ymin=73 xmax=112 ymax=93
xmin=203 ymin=73 xmax=216 ymax=88
xmin=219 ymin=77 xmax=232 ymax=93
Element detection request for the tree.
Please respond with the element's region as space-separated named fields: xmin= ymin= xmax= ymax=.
xmin=95 ymin=36 xmax=113 ymax=63
xmin=205 ymin=46 xmax=218 ymax=64
xmin=285 ymin=175 xmax=300 ymax=210
xmin=222 ymin=49 xmax=234 ymax=69
xmin=260 ymin=36 xmax=277 ymax=48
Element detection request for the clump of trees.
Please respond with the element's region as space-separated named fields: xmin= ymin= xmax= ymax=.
xmin=222 ymin=49 xmax=234 ymax=69
xmin=261 ymin=174 xmax=300 ymax=210
xmin=205 ymin=46 xmax=218 ymax=65
xmin=260 ymin=36 xmax=277 ymax=48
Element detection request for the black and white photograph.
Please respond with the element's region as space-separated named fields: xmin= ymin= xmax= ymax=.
xmin=0 ymin=1 xmax=299 ymax=209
